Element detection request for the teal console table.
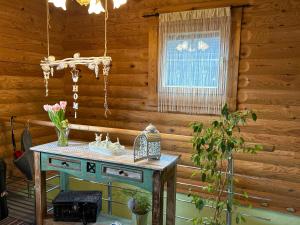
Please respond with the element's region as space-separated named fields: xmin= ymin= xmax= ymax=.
xmin=31 ymin=141 xmax=179 ymax=225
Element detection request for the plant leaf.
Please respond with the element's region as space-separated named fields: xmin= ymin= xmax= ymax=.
xmin=251 ymin=112 xmax=257 ymax=121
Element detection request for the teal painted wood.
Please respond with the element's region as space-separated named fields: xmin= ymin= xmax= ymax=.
xmin=60 ymin=172 xmax=69 ymax=191
xmin=41 ymin=153 xmax=154 ymax=192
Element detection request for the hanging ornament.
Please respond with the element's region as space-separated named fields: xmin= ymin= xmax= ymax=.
xmin=41 ymin=0 xmax=113 ymax=118
xmin=71 ymin=68 xmax=80 ymax=118
xmin=43 ymin=71 xmax=50 ymax=97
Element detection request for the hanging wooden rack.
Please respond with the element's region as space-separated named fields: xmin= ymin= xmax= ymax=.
xmin=0 ymin=117 xmax=274 ymax=152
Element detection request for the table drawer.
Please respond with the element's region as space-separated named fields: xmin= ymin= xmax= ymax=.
xmin=47 ymin=155 xmax=81 ymax=172
xmin=102 ymin=164 xmax=143 ymax=182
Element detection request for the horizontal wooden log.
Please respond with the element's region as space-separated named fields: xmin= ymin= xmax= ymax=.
xmin=66 ymin=21 xmax=148 ymax=39
xmin=244 ymin=0 xmax=300 ymax=14
xmin=239 ymin=58 xmax=300 ymax=75
xmin=238 ymin=74 xmax=300 ymax=91
xmin=242 ymin=10 xmax=300 ymax=29
xmin=238 ymin=89 xmax=300 ymax=106
xmin=0 ymin=89 xmax=64 ymax=104
xmin=68 ymin=107 xmax=300 ymax=138
xmin=238 ymin=104 xmax=300 ymax=121
xmin=0 ymin=104 xmax=49 ymax=117
xmin=241 ymin=28 xmax=300 ymax=44
xmin=64 ymin=35 xmax=148 ymax=51
xmin=240 ymin=42 xmax=300 ymax=59
xmin=0 ymin=76 xmax=63 ymax=90
xmin=175 ymin=152 xmax=300 ymax=183
xmin=177 ymin=168 xmax=300 ymax=200
xmin=177 ymin=177 xmax=300 ymax=215
xmin=0 ymin=33 xmax=62 ymax=55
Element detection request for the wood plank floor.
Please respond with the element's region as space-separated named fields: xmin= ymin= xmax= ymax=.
xmin=0 ymin=217 xmax=30 ymax=225
xmin=7 ymin=193 xmax=35 ymax=224
xmin=5 ymin=176 xmax=35 ymax=225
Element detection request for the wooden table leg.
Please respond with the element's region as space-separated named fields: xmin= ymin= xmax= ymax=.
xmin=166 ymin=165 xmax=176 ymax=225
xmin=152 ymin=170 xmax=164 ymax=225
xmin=34 ymin=152 xmax=46 ymax=225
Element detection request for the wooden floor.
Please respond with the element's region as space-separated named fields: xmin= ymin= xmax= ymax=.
xmin=7 ymin=193 xmax=35 ymax=224
xmin=43 ymin=214 xmax=131 ymax=225
xmin=0 ymin=217 xmax=30 ymax=225
xmin=5 ymin=176 xmax=35 ymax=225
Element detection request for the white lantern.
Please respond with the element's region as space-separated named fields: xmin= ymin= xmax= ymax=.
xmin=133 ymin=124 xmax=161 ymax=162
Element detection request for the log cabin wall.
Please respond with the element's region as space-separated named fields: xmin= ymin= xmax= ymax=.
xmin=63 ymin=0 xmax=300 ymax=214
xmin=0 ymin=0 xmax=66 ymax=175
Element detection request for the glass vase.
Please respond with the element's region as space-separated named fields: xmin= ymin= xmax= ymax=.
xmin=55 ymin=127 xmax=70 ymax=147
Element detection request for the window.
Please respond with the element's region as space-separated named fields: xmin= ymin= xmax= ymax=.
xmin=158 ymin=7 xmax=232 ymax=115
xmin=164 ymin=32 xmax=220 ymax=88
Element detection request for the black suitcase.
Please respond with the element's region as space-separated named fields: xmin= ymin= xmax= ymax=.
xmin=52 ymin=191 xmax=102 ymax=224
xmin=0 ymin=159 xmax=8 ymax=220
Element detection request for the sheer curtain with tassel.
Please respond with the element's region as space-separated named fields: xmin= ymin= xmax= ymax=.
xmin=158 ymin=7 xmax=231 ymax=115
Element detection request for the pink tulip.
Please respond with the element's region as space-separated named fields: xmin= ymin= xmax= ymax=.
xmin=59 ymin=101 xmax=67 ymax=110
xmin=52 ymin=103 xmax=61 ymax=112
xmin=43 ymin=104 xmax=51 ymax=112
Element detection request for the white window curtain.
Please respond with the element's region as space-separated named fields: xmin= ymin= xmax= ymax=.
xmin=158 ymin=7 xmax=231 ymax=115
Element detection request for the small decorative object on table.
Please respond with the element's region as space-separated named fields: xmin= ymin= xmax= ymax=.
xmin=89 ymin=133 xmax=126 ymax=156
xmin=124 ymin=189 xmax=151 ymax=225
xmin=133 ymin=124 xmax=161 ymax=162
xmin=111 ymin=222 xmax=122 ymax=225
xmin=43 ymin=101 xmax=69 ymax=147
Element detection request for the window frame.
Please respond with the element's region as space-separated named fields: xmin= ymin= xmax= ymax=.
xmin=147 ymin=8 xmax=242 ymax=113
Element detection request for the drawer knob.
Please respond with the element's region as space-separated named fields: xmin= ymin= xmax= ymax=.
xmin=119 ymin=170 xmax=128 ymax=177
xmin=61 ymin=162 xmax=69 ymax=167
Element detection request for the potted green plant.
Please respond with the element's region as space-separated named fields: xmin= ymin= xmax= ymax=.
xmin=190 ymin=104 xmax=262 ymax=225
xmin=123 ymin=189 xmax=151 ymax=225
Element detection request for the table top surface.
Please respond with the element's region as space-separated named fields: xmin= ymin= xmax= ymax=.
xmin=31 ymin=140 xmax=179 ymax=171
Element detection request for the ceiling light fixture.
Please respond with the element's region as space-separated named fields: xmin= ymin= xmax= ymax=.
xmin=76 ymin=0 xmax=90 ymax=6
xmin=48 ymin=0 xmax=67 ymax=10
xmin=48 ymin=0 xmax=127 ymax=13
xmin=113 ymin=0 xmax=127 ymax=9
xmin=88 ymin=0 xmax=105 ymax=14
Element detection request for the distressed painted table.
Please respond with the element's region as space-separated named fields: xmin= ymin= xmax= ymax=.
xmin=31 ymin=141 xmax=179 ymax=225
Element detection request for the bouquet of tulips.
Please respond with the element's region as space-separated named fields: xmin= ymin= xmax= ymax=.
xmin=43 ymin=101 xmax=68 ymax=129
xmin=43 ymin=101 xmax=69 ymax=146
